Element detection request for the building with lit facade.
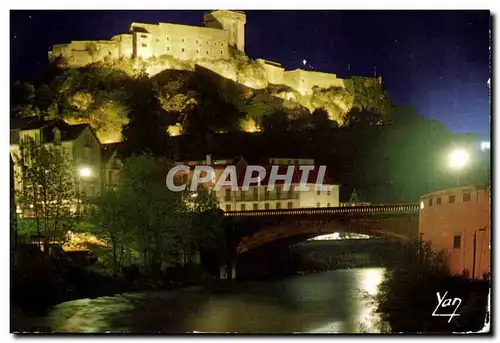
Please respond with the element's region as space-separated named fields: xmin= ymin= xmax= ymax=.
xmin=48 ymin=10 xmax=357 ymax=96
xmin=9 ymin=118 xmax=102 ymax=204
xmin=174 ymin=155 xmax=340 ymax=211
xmin=419 ymin=185 xmax=490 ymax=279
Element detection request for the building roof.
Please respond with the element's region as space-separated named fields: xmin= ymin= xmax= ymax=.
xmin=10 ymin=117 xmax=65 ymax=131
xmin=10 ymin=118 xmax=92 ymax=145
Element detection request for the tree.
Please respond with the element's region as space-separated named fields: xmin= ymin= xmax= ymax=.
xmin=122 ymin=76 xmax=168 ymax=156
xmin=15 ymin=138 xmax=81 ymax=247
xmin=373 ymin=237 xmax=450 ymax=332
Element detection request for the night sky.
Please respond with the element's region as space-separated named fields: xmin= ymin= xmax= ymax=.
xmin=10 ymin=10 xmax=491 ymax=138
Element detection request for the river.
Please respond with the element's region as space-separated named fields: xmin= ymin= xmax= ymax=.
xmin=15 ymin=267 xmax=386 ymax=333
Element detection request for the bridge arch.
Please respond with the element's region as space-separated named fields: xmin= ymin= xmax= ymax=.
xmin=224 ymin=205 xmax=420 ymax=255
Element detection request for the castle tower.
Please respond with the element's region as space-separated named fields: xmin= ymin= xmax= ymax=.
xmin=203 ymin=10 xmax=246 ymax=52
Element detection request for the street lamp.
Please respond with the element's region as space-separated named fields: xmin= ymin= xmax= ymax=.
xmin=78 ymin=166 xmax=92 ymax=178
xmin=448 ymin=149 xmax=469 ymax=186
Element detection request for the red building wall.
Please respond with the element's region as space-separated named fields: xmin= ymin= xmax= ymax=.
xmin=419 ymin=185 xmax=490 ymax=279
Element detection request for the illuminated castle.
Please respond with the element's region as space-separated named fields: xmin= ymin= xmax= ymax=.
xmin=49 ymin=10 xmax=349 ymax=95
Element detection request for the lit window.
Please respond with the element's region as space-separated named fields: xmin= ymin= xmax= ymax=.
xmin=453 ymin=235 xmax=461 ymax=249
xmin=420 ymin=201 xmax=424 ymax=209
xmin=463 ymin=193 xmax=471 ymax=202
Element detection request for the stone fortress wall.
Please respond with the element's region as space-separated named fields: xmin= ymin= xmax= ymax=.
xmin=49 ymin=10 xmax=350 ymax=94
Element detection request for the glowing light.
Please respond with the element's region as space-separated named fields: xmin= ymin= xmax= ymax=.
xmin=168 ymin=124 xmax=183 ymax=137
xmin=420 ymin=201 xmax=424 ymax=210
xmin=191 ymin=193 xmax=198 ymax=198
xmin=448 ymin=149 xmax=470 ymax=170
xmin=302 ymin=59 xmax=307 ymax=66
xmin=78 ymin=166 xmax=92 ymax=178
xmin=481 ymin=141 xmax=490 ymax=151
xmin=241 ymin=118 xmax=261 ymax=133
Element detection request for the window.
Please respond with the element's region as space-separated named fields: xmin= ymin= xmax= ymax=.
xmin=241 ymin=190 xmax=246 ymax=201
xmin=206 ymin=50 xmax=209 ymax=55
xmin=141 ymin=34 xmax=147 ymax=38
xmin=327 ymin=190 xmax=331 ymax=196
xmin=317 ymin=202 xmax=321 ymax=207
xmin=288 ymin=160 xmax=292 ymax=164
xmin=196 ymin=50 xmax=199 ymax=54
xmin=265 ymin=203 xmax=270 ymax=210
xmin=253 ymin=203 xmax=258 ymax=210
xmin=429 ymin=198 xmax=433 ymax=207
xmin=276 ymin=186 xmax=281 ymax=199
xmin=317 ymin=190 xmax=321 ymax=196
xmin=453 ymin=235 xmax=461 ymax=249
xmin=463 ymin=193 xmax=471 ymax=202
xmin=276 ymin=203 xmax=281 ymax=210
xmin=166 ymin=37 xmax=169 ymax=41
xmin=182 ymin=48 xmax=185 ymax=52
xmin=436 ymin=197 xmax=442 ymax=205
xmin=295 ymin=159 xmax=299 ymax=165
xmin=288 ymin=202 xmax=293 ymax=209
xmin=327 ymin=203 xmax=331 ymax=207
xmin=288 ymin=187 xmax=294 ymax=199
xmin=84 ymin=133 xmax=91 ymax=146
xmin=221 ymin=50 xmax=223 ymax=55
xmin=225 ymin=204 xmax=231 ymax=211
xmin=181 ymin=38 xmax=184 ymax=42
xmin=241 ymin=204 xmax=246 ymax=211
xmin=166 ymin=47 xmax=170 ymax=51
xmin=225 ymin=188 xmax=231 ymax=201
xmin=449 ymin=194 xmax=456 ymax=203
xmin=142 ymin=43 xmax=147 ymax=48
xmin=264 ymin=189 xmax=269 ymax=200
xmin=196 ymin=40 xmax=199 ymax=44
xmin=253 ymin=187 xmax=258 ymax=199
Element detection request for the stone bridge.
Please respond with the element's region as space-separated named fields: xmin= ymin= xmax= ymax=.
xmin=223 ymin=204 xmax=420 ymax=255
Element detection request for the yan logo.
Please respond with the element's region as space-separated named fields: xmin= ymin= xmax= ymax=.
xmin=432 ymin=291 xmax=462 ymax=323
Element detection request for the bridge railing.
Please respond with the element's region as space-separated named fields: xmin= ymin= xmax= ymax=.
xmin=223 ymin=204 xmax=420 ymax=217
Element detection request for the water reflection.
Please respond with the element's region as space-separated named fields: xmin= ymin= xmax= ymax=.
xmin=38 ymin=267 xmax=385 ymax=333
